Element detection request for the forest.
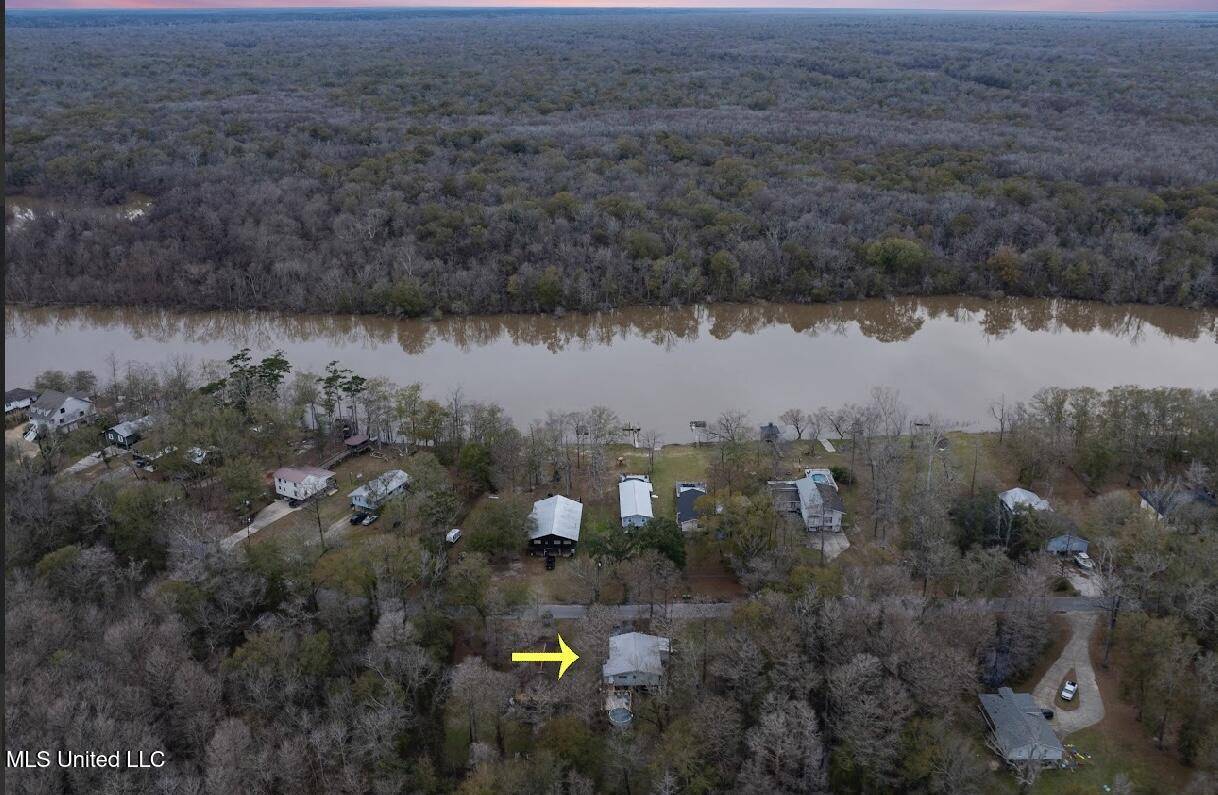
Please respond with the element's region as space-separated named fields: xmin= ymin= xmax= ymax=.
xmin=5 ymin=10 xmax=1218 ymax=316
xmin=5 ymin=347 xmax=1218 ymax=793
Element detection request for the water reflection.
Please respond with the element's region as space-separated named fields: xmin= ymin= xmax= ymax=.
xmin=7 ymin=297 xmax=1216 ymax=355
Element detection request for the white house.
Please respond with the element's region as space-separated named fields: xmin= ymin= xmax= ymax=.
xmin=349 ymin=469 xmax=410 ymax=512
xmin=27 ymin=390 xmax=96 ymax=435
xmin=619 ymin=475 xmax=654 ymax=528
xmin=274 ymin=466 xmax=337 ymax=501
xmin=5 ymin=388 xmax=38 ymax=414
xmin=106 ymin=415 xmax=155 ymax=448
xmin=602 ymin=632 xmax=671 ymax=688
xmin=530 ymin=494 xmax=583 ymax=556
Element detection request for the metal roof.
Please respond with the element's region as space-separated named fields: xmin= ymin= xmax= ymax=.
xmin=109 ymin=415 xmax=155 ymax=438
xmin=349 ymin=469 xmax=410 ymax=503
xmin=275 ymin=466 xmax=336 ymax=484
xmin=999 ymin=488 xmax=1050 ymax=512
xmin=531 ymin=495 xmax=583 ymax=541
xmin=619 ymin=476 xmax=654 ymax=520
xmin=1045 ymin=534 xmax=1089 ymax=554
xmin=603 ymin=632 xmax=670 ymax=679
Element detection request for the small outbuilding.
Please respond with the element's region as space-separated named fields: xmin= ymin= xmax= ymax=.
xmin=349 ymin=469 xmax=410 ymax=512
xmin=275 ymin=466 xmax=337 ymax=502
xmin=619 ymin=475 xmax=654 ymax=529
xmin=530 ymin=494 xmax=583 ymax=556
xmin=980 ymin=687 xmax=1064 ymax=766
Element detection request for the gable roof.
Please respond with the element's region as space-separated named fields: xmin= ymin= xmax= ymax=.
xmin=31 ymin=389 xmax=90 ymax=414
xmin=603 ymin=632 xmax=670 ymax=679
xmin=1045 ymin=534 xmax=1089 ymax=554
xmin=109 ymin=415 xmax=155 ymax=438
xmin=676 ymin=483 xmax=707 ymax=523
xmin=531 ymin=495 xmax=583 ymax=542
xmin=349 ymin=469 xmax=410 ymax=502
xmin=619 ymin=476 xmax=654 ymax=520
xmin=275 ymin=466 xmax=336 ymax=484
xmin=980 ymin=687 xmax=1063 ymax=761
xmin=1139 ymin=488 xmax=1218 ymax=518
xmin=5 ymin=388 xmax=38 ymax=403
xmin=999 ymin=487 xmax=1050 ymax=512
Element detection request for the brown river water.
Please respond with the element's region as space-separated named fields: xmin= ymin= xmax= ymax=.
xmin=5 ymin=298 xmax=1216 ymax=439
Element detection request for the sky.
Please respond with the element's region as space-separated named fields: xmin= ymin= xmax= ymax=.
xmin=6 ymin=0 xmax=1218 ymax=10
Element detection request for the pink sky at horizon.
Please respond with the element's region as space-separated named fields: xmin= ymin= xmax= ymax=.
xmin=7 ymin=0 xmax=1218 ymax=11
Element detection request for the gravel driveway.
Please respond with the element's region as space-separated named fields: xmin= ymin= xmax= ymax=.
xmin=1033 ymin=612 xmax=1105 ymax=735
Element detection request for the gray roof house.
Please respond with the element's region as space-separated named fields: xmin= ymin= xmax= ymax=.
xmin=999 ymin=487 xmax=1050 ymax=514
xmin=349 ymin=469 xmax=410 ymax=512
xmin=106 ymin=415 xmax=155 ymax=448
xmin=530 ymin=495 xmax=583 ymax=556
xmin=980 ymin=687 xmax=1064 ymax=765
xmin=1139 ymin=488 xmax=1218 ymax=524
xmin=675 ymin=482 xmax=707 ymax=531
xmin=619 ymin=475 xmax=654 ymax=528
xmin=1045 ymin=534 xmax=1089 ymax=555
xmin=5 ymin=388 xmax=38 ymax=414
xmin=27 ymin=390 xmax=96 ymax=434
xmin=769 ymin=468 xmax=845 ymax=532
xmin=603 ymin=632 xmax=671 ymax=688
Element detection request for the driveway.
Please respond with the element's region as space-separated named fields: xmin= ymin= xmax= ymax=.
xmin=221 ymin=500 xmax=302 ymax=550
xmin=1065 ymin=569 xmax=1102 ymax=597
xmin=1033 ymin=612 xmax=1105 ymax=735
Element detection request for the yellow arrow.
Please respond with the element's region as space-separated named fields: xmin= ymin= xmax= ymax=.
xmin=512 ymin=634 xmax=580 ymax=679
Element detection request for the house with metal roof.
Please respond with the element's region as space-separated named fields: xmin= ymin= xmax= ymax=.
xmin=349 ymin=469 xmax=410 ymax=512
xmin=530 ymin=494 xmax=583 ymax=556
xmin=675 ymin=482 xmax=707 ymax=531
xmin=275 ymin=466 xmax=337 ymax=501
xmin=619 ymin=475 xmax=654 ymax=528
xmin=106 ymin=415 xmax=155 ymax=449
xmin=769 ymin=468 xmax=845 ymax=532
xmin=980 ymin=687 xmax=1064 ymax=765
xmin=999 ymin=487 xmax=1051 ymax=514
xmin=603 ymin=632 xmax=671 ymax=688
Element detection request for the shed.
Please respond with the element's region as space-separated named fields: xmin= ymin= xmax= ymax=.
xmin=5 ymin=388 xmax=38 ymax=414
xmin=530 ymin=495 xmax=583 ymax=556
xmin=619 ymin=475 xmax=654 ymax=528
xmin=979 ymin=687 xmax=1064 ymax=765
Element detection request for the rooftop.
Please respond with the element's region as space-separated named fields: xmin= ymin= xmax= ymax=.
xmin=531 ymin=494 xmax=583 ymax=541
xmin=999 ymin=487 xmax=1050 ymax=512
xmin=275 ymin=466 xmax=336 ymax=484
xmin=349 ymin=469 xmax=410 ymax=502
xmin=603 ymin=632 xmax=670 ymax=679
xmin=979 ymin=687 xmax=1064 ymax=762
xmin=109 ymin=415 xmax=155 ymax=438
xmin=619 ymin=475 xmax=654 ymax=520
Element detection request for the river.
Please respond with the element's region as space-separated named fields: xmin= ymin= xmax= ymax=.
xmin=5 ymin=298 xmax=1216 ymax=439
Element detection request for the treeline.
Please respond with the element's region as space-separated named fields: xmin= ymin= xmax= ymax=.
xmin=5 ymin=11 xmax=1218 ymax=316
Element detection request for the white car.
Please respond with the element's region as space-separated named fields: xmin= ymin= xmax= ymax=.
xmin=1074 ymin=552 xmax=1095 ymax=570
xmin=1060 ymin=680 xmax=1078 ymax=701
xmin=445 ymin=528 xmax=462 ymax=544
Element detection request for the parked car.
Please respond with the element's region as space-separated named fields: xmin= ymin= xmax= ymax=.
xmin=1041 ymin=709 xmax=1055 ymax=719
xmin=350 ymin=513 xmax=366 ymax=525
xmin=288 ymin=499 xmax=300 ymax=508
xmin=545 ymin=555 xmax=556 ymax=571
xmin=361 ymin=514 xmax=378 ymax=526
xmin=1074 ymin=552 xmax=1095 ymax=570
xmin=1060 ymin=680 xmax=1078 ymax=701
xmin=445 ymin=528 xmax=462 ymax=544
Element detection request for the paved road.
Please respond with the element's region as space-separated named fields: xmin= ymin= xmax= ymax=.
xmin=521 ymin=595 xmax=1113 ymax=621
xmin=1033 ymin=612 xmax=1105 ymax=734
xmin=221 ymin=500 xmax=302 ymax=550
